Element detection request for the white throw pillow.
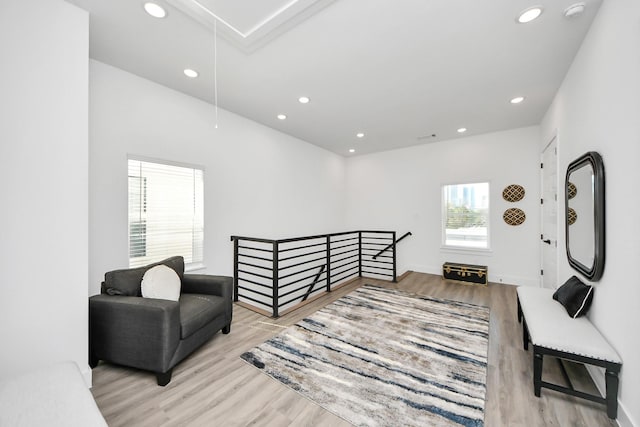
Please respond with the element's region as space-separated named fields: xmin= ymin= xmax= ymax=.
xmin=141 ymin=265 xmax=181 ymax=301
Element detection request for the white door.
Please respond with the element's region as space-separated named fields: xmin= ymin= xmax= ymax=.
xmin=541 ymin=137 xmax=558 ymax=289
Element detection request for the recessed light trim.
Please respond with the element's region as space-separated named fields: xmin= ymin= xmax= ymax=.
xmin=349 ymin=149 xmax=355 ymax=153
xmin=298 ymin=96 xmax=310 ymax=104
xmin=144 ymin=2 xmax=167 ymax=18
xmin=183 ymin=69 xmax=198 ymax=78
xmin=517 ymin=6 xmax=543 ymax=23
xmin=510 ymin=96 xmax=525 ymax=104
xmin=277 ymin=114 xmax=287 ymax=120
xmin=564 ymin=3 xmax=586 ymax=18
xmin=356 ymin=132 xmax=365 ymax=138
xmin=457 ymin=128 xmax=467 ymax=133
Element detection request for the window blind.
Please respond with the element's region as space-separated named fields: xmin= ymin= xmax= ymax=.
xmin=128 ymin=158 xmax=204 ymax=268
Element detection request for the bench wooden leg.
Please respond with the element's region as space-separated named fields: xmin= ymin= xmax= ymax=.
xmin=533 ymin=351 xmax=543 ymax=397
xmin=522 ymin=318 xmax=529 ymax=351
xmin=605 ymin=369 xmax=619 ymax=419
xmin=517 ymin=297 xmax=522 ymax=323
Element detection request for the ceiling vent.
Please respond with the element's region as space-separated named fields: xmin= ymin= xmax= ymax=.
xmin=417 ymin=133 xmax=437 ymax=141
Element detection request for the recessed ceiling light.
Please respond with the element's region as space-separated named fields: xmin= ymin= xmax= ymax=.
xmin=183 ymin=69 xmax=198 ymax=78
xmin=144 ymin=2 xmax=166 ymax=18
xmin=298 ymin=96 xmax=310 ymax=104
xmin=349 ymin=149 xmax=355 ymax=153
xmin=457 ymin=128 xmax=467 ymax=133
xmin=564 ymin=3 xmax=586 ymax=18
xmin=510 ymin=96 xmax=525 ymax=104
xmin=517 ymin=6 xmax=543 ymax=23
xmin=356 ymin=132 xmax=365 ymax=138
xmin=277 ymin=114 xmax=287 ymax=120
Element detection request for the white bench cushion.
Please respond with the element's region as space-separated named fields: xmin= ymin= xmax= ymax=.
xmin=0 ymin=362 xmax=107 ymax=427
xmin=517 ymin=287 xmax=621 ymax=364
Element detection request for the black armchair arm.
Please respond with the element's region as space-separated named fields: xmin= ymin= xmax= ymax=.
xmin=89 ymin=295 xmax=180 ymax=373
xmin=182 ymin=274 xmax=232 ymax=298
xmin=182 ymin=274 xmax=233 ymax=323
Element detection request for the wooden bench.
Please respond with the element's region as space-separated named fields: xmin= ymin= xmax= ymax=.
xmin=516 ymin=287 xmax=622 ymax=419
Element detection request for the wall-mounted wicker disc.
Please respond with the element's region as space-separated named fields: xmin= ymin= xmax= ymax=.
xmin=568 ymin=207 xmax=577 ymax=225
xmin=503 ymin=208 xmax=526 ymax=226
xmin=567 ymin=182 xmax=577 ymax=199
xmin=502 ymin=184 xmax=525 ymax=202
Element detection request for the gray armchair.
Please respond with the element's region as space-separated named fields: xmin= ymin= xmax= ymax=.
xmin=89 ymin=256 xmax=232 ymax=385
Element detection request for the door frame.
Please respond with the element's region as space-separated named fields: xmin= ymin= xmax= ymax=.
xmin=540 ymin=134 xmax=559 ymax=288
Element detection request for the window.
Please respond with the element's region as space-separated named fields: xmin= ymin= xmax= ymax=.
xmin=442 ymin=182 xmax=489 ymax=249
xmin=128 ymin=176 xmax=147 ymax=258
xmin=128 ymin=158 xmax=204 ymax=268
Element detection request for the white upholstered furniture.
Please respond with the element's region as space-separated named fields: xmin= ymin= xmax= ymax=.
xmin=516 ymin=286 xmax=622 ymax=419
xmin=0 ymin=361 xmax=107 ymax=426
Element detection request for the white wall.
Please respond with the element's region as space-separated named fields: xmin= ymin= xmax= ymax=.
xmin=0 ymin=0 xmax=89 ymax=381
xmin=345 ymin=126 xmax=541 ymax=286
xmin=540 ymin=1 xmax=640 ymax=425
xmin=89 ymin=61 xmax=346 ymax=295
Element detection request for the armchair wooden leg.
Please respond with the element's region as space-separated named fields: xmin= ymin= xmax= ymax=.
xmin=89 ymin=356 xmax=99 ymax=369
xmin=222 ymin=324 xmax=231 ymax=334
xmin=156 ymin=369 xmax=172 ymax=386
xmin=89 ymin=349 xmax=99 ymax=369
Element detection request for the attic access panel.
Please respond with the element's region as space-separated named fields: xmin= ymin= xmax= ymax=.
xmin=167 ymin=0 xmax=336 ymax=52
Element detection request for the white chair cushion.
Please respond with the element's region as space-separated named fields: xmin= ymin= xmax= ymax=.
xmin=0 ymin=362 xmax=107 ymax=427
xmin=517 ymin=287 xmax=621 ymax=363
xmin=141 ymin=264 xmax=181 ymax=301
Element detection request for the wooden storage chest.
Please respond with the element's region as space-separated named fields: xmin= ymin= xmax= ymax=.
xmin=442 ymin=262 xmax=488 ymax=285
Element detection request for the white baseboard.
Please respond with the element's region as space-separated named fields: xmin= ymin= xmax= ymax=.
xmin=79 ymin=364 xmax=93 ymax=389
xmin=406 ymin=264 xmax=440 ymax=276
xmin=584 ymin=365 xmax=636 ymax=427
xmin=616 ymin=402 xmax=636 ymax=427
xmin=406 ymin=264 xmax=538 ymax=287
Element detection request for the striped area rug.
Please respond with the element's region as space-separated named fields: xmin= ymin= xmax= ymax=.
xmin=241 ymin=285 xmax=490 ymax=427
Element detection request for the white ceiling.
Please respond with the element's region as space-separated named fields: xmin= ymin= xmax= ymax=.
xmin=165 ymin=0 xmax=337 ymax=50
xmin=66 ymin=0 xmax=601 ymax=156
xmin=190 ymin=0 xmax=302 ymax=35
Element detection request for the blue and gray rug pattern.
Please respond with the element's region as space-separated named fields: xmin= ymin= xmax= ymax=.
xmin=241 ymin=284 xmax=490 ymax=426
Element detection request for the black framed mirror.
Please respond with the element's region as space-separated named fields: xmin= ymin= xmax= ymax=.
xmin=565 ymin=151 xmax=605 ymax=281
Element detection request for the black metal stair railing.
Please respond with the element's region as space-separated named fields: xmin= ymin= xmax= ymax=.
xmin=231 ymin=230 xmax=410 ymax=317
xmin=373 ymin=231 xmax=412 ymax=260
xmin=302 ymin=264 xmax=326 ymax=302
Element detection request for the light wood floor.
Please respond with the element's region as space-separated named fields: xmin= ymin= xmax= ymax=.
xmin=91 ymin=272 xmax=617 ymax=426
